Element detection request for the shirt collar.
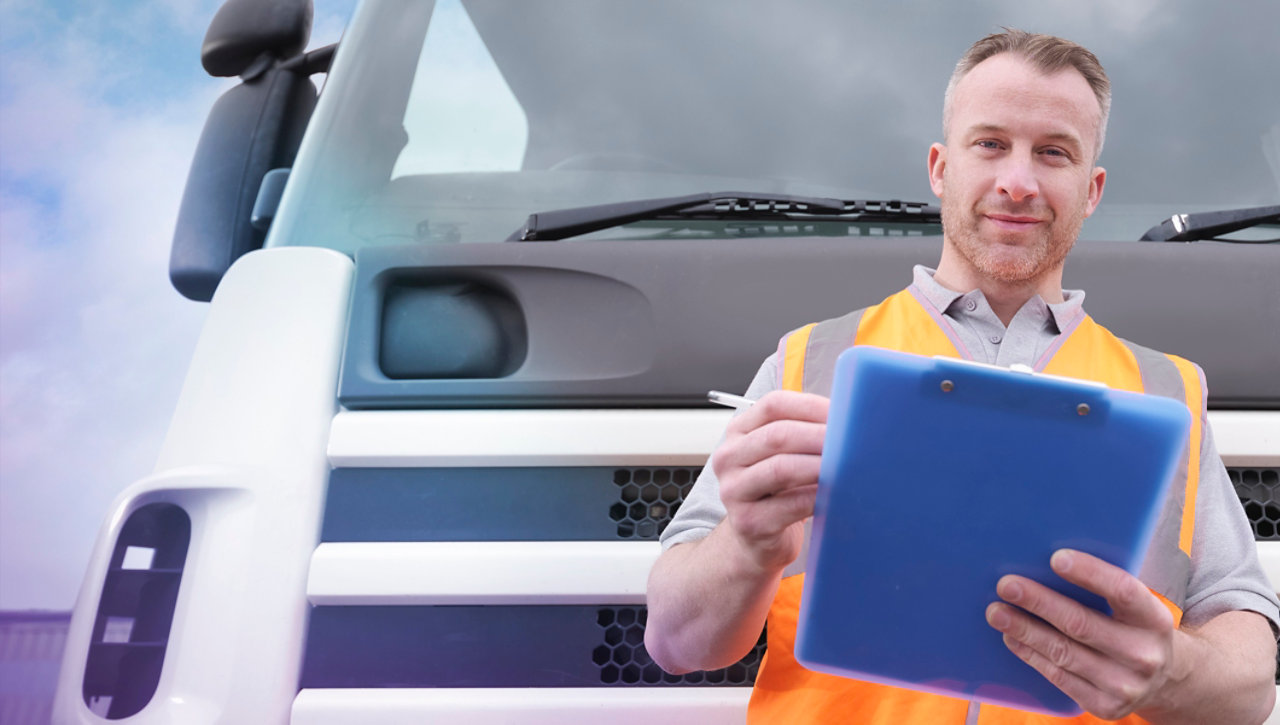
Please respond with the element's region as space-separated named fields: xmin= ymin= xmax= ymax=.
xmin=910 ymin=265 xmax=1086 ymax=333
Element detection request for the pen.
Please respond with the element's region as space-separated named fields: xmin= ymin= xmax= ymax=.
xmin=707 ymin=390 xmax=755 ymax=409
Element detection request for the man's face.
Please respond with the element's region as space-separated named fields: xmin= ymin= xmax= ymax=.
xmin=928 ymin=53 xmax=1106 ymax=287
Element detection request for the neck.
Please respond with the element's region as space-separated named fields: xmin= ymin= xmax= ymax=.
xmin=934 ymin=246 xmax=1065 ymax=326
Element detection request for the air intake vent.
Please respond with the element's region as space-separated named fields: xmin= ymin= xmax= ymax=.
xmin=1230 ymin=468 xmax=1280 ymax=684
xmin=1231 ymin=467 xmax=1280 ymax=540
xmin=301 ymin=604 xmax=765 ymax=688
xmin=322 ymin=466 xmax=702 ymax=542
xmin=592 ymin=607 xmax=765 ymax=686
xmin=82 ymin=503 xmax=190 ymax=719
xmin=610 ymin=468 xmax=699 ymax=539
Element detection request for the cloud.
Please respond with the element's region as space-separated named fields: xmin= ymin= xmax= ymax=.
xmin=0 ymin=0 xmax=354 ymax=609
xmin=0 ymin=9 xmax=217 ymax=609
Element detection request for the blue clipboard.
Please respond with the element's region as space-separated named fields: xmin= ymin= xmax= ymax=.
xmin=794 ymin=346 xmax=1191 ymax=716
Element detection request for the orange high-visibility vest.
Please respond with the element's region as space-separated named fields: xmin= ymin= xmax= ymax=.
xmin=751 ymin=287 xmax=1205 ymax=725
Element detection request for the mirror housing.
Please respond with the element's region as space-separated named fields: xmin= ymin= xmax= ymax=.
xmin=170 ymin=0 xmax=323 ymax=302
xmin=202 ymin=0 xmax=312 ymax=78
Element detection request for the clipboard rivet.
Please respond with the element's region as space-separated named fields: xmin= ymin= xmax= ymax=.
xmin=1077 ymin=403 xmax=1091 ymax=416
xmin=940 ymin=379 xmax=954 ymax=392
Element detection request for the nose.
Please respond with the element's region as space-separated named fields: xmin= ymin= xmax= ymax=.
xmin=996 ymin=152 xmax=1039 ymax=203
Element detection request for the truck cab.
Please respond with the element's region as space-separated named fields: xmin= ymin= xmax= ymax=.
xmin=54 ymin=0 xmax=1279 ymax=722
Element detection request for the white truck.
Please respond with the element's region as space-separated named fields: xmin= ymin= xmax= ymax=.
xmin=54 ymin=0 xmax=1279 ymax=722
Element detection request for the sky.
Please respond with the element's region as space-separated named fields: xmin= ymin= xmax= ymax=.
xmin=0 ymin=0 xmax=355 ymax=611
xmin=1 ymin=0 xmax=1275 ymax=613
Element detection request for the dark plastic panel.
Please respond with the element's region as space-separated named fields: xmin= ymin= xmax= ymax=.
xmin=322 ymin=466 xmax=702 ymax=542
xmin=339 ymin=239 xmax=1279 ymax=409
xmin=83 ymin=503 xmax=190 ymax=720
xmin=301 ymin=605 xmax=763 ymax=688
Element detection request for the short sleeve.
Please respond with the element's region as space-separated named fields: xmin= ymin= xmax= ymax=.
xmin=1181 ymin=420 xmax=1280 ymax=630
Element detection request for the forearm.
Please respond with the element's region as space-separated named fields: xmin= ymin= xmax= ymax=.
xmin=1140 ymin=611 xmax=1277 ymax=725
xmin=644 ymin=523 xmax=783 ymax=673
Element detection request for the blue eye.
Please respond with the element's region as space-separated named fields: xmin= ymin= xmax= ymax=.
xmin=1039 ymin=147 xmax=1075 ymax=163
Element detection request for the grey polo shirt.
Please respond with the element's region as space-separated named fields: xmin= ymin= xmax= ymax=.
xmin=661 ymin=267 xmax=1280 ymax=630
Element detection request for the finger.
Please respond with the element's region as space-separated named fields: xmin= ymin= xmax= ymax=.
xmin=726 ymin=391 xmax=829 ymax=434
xmin=995 ymin=575 xmax=1117 ymax=651
xmin=726 ymin=483 xmax=819 ymax=541
xmin=987 ymin=601 xmax=1142 ymax=701
xmin=999 ymin=630 xmax=1135 ymax=721
xmin=736 ymin=417 xmax=828 ymax=463
xmin=1050 ymin=550 xmax=1174 ymax=631
xmin=995 ymin=574 xmax=1168 ymax=676
xmin=719 ymin=450 xmax=824 ymax=504
xmin=714 ymin=419 xmax=826 ymax=495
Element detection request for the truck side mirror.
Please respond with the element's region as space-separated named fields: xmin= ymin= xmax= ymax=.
xmin=169 ymin=0 xmax=324 ymax=302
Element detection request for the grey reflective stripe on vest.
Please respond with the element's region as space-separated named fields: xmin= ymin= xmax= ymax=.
xmin=801 ymin=309 xmax=866 ymax=397
xmin=778 ymin=309 xmax=864 ymax=579
xmin=1122 ymin=339 xmax=1193 ymax=609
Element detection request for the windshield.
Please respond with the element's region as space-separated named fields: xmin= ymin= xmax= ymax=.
xmin=268 ymin=0 xmax=1280 ymax=252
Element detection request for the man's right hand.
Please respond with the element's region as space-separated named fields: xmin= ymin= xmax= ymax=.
xmin=714 ymin=390 xmax=830 ymax=573
xmin=644 ymin=389 xmax=830 ymax=673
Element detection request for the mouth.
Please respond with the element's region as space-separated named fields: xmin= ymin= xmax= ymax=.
xmin=983 ymin=213 xmax=1045 ymax=232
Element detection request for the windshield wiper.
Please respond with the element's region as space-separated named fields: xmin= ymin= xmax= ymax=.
xmin=1139 ymin=204 xmax=1280 ymax=242
xmin=506 ymin=191 xmax=941 ymax=241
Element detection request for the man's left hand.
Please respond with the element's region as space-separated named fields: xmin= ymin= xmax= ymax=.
xmin=985 ymin=548 xmax=1190 ymax=720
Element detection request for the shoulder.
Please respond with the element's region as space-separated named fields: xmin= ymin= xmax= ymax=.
xmin=1111 ymin=331 xmax=1208 ymax=406
xmin=775 ymin=288 xmax=915 ymax=349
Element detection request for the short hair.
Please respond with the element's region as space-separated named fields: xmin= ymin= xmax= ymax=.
xmin=943 ymin=28 xmax=1111 ymax=162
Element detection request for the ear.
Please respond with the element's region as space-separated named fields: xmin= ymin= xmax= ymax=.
xmin=928 ymin=143 xmax=947 ymax=199
xmin=1084 ymin=165 xmax=1106 ymax=217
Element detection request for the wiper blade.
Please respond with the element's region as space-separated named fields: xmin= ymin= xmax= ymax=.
xmin=507 ymin=191 xmax=941 ymax=242
xmin=1139 ymin=204 xmax=1280 ymax=242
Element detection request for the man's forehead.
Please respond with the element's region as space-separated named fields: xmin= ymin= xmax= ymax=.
xmin=950 ymin=53 xmax=1101 ymax=140
xmin=960 ymin=53 xmax=1096 ymax=104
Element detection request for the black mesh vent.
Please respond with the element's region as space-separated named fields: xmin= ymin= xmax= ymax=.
xmin=1228 ymin=468 xmax=1280 ymax=684
xmin=593 ymin=607 xmax=765 ymax=686
xmin=1230 ymin=468 xmax=1280 ymax=541
xmin=610 ymin=468 xmax=701 ymax=539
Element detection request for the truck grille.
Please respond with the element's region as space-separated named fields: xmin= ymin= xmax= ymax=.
xmin=592 ymin=607 xmax=765 ymax=685
xmin=304 ymin=466 xmax=1277 ymax=689
xmin=1231 ymin=467 xmax=1280 ymax=541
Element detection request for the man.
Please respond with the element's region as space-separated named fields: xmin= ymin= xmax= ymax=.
xmin=644 ymin=29 xmax=1279 ymax=724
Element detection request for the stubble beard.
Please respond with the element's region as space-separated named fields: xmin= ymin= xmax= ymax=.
xmin=940 ymin=191 xmax=1086 ymax=286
